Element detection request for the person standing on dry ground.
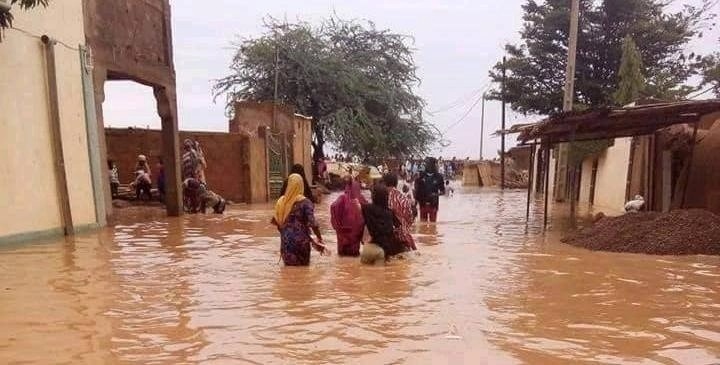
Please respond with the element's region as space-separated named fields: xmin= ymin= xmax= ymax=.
xmin=108 ymin=160 xmax=120 ymax=199
xmin=181 ymin=139 xmax=201 ymax=211
xmin=194 ymin=140 xmax=208 ymax=184
xmin=272 ymin=174 xmax=327 ymax=266
xmin=132 ymin=155 xmax=152 ymax=201
xmin=181 ymin=139 xmax=199 ymax=180
xmin=156 ymin=157 xmax=165 ymax=202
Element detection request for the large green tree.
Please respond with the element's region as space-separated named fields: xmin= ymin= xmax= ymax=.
xmin=0 ymin=0 xmax=49 ymax=37
xmin=489 ymin=0 xmax=714 ymax=115
xmin=613 ymin=36 xmax=645 ymax=105
xmin=214 ymin=17 xmax=437 ymax=161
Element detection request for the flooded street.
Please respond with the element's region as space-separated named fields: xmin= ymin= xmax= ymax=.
xmin=1 ymin=187 xmax=719 ymax=364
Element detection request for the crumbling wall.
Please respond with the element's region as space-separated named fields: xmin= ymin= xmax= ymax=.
xmin=230 ymin=101 xmax=296 ymax=135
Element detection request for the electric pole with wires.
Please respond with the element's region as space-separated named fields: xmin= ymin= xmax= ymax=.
xmin=480 ymin=91 xmax=486 ymax=161
xmin=500 ymin=56 xmax=507 ymax=190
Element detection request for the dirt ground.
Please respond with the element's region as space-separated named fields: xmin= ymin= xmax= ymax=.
xmin=107 ymin=200 xmax=169 ymax=225
xmin=562 ymin=209 xmax=720 ymax=255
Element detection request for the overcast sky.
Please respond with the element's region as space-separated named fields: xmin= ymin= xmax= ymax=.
xmin=103 ymin=0 xmax=719 ymax=159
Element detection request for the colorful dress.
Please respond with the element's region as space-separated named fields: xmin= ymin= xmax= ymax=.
xmin=278 ymin=199 xmax=318 ymax=266
xmin=388 ymin=187 xmax=417 ymax=250
xmin=331 ymin=182 xmax=366 ymax=257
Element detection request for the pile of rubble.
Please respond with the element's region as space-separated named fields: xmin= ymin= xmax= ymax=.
xmin=562 ymin=209 xmax=720 ymax=255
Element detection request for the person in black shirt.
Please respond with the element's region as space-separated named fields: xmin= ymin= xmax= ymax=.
xmin=360 ymin=184 xmax=407 ymax=264
xmin=414 ymin=157 xmax=446 ymax=222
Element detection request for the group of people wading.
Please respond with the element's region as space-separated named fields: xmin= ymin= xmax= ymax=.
xmin=272 ymin=157 xmax=446 ymax=266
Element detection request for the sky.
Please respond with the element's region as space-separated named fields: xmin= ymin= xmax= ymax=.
xmin=103 ymin=0 xmax=719 ymax=160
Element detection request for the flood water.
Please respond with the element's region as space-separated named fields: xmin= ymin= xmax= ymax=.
xmin=1 ymin=187 xmax=719 ymax=364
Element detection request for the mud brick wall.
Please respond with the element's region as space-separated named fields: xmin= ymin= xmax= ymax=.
xmin=105 ymin=128 xmax=250 ymax=203
xmin=682 ymin=120 xmax=720 ymax=214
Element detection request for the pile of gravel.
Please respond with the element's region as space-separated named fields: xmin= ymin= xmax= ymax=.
xmin=562 ymin=209 xmax=720 ymax=255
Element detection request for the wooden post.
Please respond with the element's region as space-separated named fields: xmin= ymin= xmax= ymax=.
xmin=480 ymin=93 xmax=486 ymax=160
xmin=543 ymin=144 xmax=551 ymax=230
xmin=42 ymin=35 xmax=74 ymax=235
xmin=681 ymin=121 xmax=700 ymax=208
xmin=526 ymin=144 xmax=536 ymax=221
xmin=272 ymin=44 xmax=280 ymax=131
xmin=569 ymin=128 xmax=577 ymax=221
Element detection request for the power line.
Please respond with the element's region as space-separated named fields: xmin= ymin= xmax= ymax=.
xmin=427 ymin=81 xmax=493 ymax=115
xmin=442 ymin=92 xmax=485 ymax=134
xmin=428 ymin=88 xmax=483 ymax=114
xmin=688 ymin=86 xmax=717 ymax=100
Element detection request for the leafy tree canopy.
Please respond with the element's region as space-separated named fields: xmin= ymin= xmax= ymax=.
xmin=700 ymin=42 xmax=720 ymax=97
xmin=0 ymin=0 xmax=49 ymax=38
xmin=489 ymin=0 xmax=716 ymax=115
xmin=214 ymin=16 xmax=437 ymax=161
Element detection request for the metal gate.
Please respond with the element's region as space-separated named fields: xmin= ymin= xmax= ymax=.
xmin=267 ymin=131 xmax=293 ymax=200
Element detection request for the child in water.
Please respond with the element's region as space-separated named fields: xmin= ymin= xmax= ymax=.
xmin=445 ymin=180 xmax=454 ymax=197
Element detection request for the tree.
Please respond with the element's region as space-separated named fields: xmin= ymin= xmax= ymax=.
xmin=0 ymin=0 xmax=49 ymax=39
xmin=213 ymin=17 xmax=437 ymax=161
xmin=489 ymin=0 xmax=715 ymax=115
xmin=613 ymin=36 xmax=645 ymax=105
xmin=700 ymin=47 xmax=720 ymax=97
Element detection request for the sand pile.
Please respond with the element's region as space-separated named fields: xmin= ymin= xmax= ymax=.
xmin=562 ymin=209 xmax=720 ymax=255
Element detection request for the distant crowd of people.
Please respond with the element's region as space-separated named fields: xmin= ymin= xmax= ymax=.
xmin=272 ymin=157 xmax=449 ymax=267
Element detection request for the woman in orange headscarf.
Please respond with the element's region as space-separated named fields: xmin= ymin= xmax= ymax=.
xmin=271 ymin=174 xmax=326 ymax=266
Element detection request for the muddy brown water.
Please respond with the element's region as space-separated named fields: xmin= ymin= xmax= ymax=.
xmin=1 ymin=187 xmax=719 ymax=364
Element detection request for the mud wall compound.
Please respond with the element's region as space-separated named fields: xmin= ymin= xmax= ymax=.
xmin=106 ymin=129 xmax=251 ymax=203
xmin=682 ymin=121 xmax=720 ymax=213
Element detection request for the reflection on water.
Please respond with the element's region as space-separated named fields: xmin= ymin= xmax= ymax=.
xmin=1 ymin=187 xmax=719 ymax=364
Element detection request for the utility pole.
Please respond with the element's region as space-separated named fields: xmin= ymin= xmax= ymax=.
xmin=500 ymin=56 xmax=507 ymax=190
xmin=480 ymin=92 xmax=486 ymax=160
xmin=272 ymin=43 xmax=280 ymax=131
xmin=554 ymin=0 xmax=580 ymax=202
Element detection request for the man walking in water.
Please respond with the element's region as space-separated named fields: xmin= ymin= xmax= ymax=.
xmin=414 ymin=157 xmax=445 ymax=223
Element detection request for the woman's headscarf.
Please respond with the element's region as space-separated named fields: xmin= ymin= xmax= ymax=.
xmin=289 ymin=163 xmax=314 ymax=200
xmin=274 ymin=173 xmax=306 ymax=226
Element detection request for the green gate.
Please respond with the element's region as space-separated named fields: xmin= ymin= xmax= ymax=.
xmin=267 ymin=131 xmax=293 ymax=200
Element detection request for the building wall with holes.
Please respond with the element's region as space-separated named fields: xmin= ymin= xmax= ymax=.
xmin=0 ymin=1 xmax=97 ymax=241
